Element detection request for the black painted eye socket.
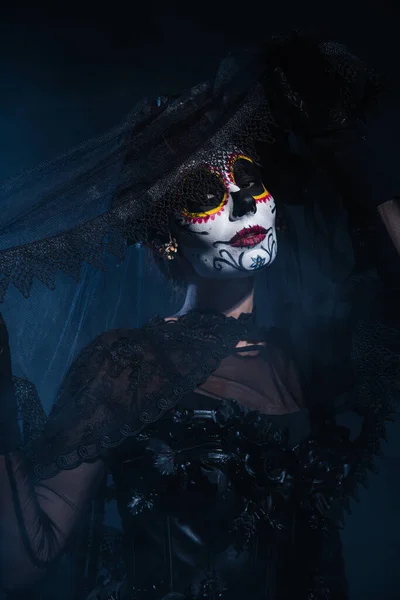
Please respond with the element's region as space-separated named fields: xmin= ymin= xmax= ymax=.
xmin=239 ymin=180 xmax=257 ymax=189
xmin=233 ymin=159 xmax=264 ymax=194
xmin=178 ymin=168 xmax=227 ymax=214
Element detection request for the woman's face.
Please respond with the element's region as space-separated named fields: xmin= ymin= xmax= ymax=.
xmin=173 ymin=149 xmax=277 ymax=278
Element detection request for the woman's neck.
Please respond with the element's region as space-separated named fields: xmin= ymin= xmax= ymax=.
xmin=174 ymin=275 xmax=255 ymax=320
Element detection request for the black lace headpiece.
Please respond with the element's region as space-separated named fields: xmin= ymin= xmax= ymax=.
xmin=0 ymin=31 xmax=383 ymax=302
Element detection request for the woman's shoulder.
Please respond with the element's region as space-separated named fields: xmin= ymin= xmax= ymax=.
xmin=87 ymin=320 xmax=160 ymax=350
xmin=78 ymin=320 xmax=167 ymax=370
xmin=64 ymin=328 xmax=146 ymax=383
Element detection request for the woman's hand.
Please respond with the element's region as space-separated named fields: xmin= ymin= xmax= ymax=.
xmin=0 ymin=314 xmax=21 ymax=453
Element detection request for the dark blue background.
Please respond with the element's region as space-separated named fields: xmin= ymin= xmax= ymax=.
xmin=0 ymin=1 xmax=399 ymax=598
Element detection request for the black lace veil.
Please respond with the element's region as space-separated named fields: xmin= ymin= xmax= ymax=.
xmin=0 ymin=32 xmax=382 ymax=302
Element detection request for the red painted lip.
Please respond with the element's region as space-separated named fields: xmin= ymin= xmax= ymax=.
xmin=229 ymin=225 xmax=267 ymax=248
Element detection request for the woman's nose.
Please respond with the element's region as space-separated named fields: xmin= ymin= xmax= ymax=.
xmin=229 ymin=183 xmax=257 ymax=220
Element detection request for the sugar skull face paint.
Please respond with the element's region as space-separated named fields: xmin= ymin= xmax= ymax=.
xmin=173 ymin=148 xmax=277 ymax=278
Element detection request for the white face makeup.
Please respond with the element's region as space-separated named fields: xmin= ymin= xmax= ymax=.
xmin=173 ymin=148 xmax=277 ymax=278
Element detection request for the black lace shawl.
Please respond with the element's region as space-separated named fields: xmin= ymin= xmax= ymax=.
xmin=31 ymin=311 xmax=252 ymax=479
xmin=29 ymin=304 xmax=399 ymax=522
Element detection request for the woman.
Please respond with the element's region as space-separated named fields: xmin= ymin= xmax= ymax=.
xmin=0 ymin=33 xmax=399 ymax=599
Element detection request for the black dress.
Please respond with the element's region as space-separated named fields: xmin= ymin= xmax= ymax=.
xmin=110 ymin=396 xmax=315 ymax=600
xmin=101 ymin=316 xmax=349 ymax=599
xmin=0 ymin=310 xmax=379 ymax=600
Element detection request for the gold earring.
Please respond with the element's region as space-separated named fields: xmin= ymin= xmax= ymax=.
xmin=154 ymin=235 xmax=178 ymax=260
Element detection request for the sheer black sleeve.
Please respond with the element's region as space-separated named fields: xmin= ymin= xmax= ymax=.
xmin=0 ymin=452 xmax=105 ymax=593
xmin=0 ymin=330 xmax=129 ymax=593
xmin=0 ymin=314 xmax=244 ymax=593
